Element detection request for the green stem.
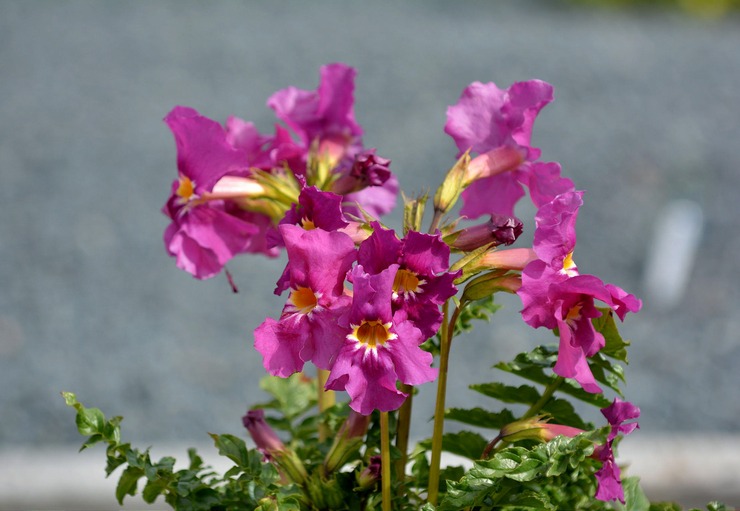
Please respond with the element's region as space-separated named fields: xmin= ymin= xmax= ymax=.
xmin=521 ymin=376 xmax=564 ymax=420
xmin=428 ymin=208 xmax=444 ymax=234
xmin=395 ymin=386 xmax=413 ymax=489
xmin=380 ymin=411 xmax=392 ymax=511
xmin=317 ymin=369 xmax=335 ymax=442
xmin=427 ymin=300 xmax=461 ymax=505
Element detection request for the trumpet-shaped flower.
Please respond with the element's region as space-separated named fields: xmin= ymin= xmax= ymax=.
xmin=254 ymin=225 xmax=356 ymax=376
xmin=325 ymin=265 xmax=437 ymax=415
xmin=268 ymin=63 xmax=398 ymax=219
xmin=445 ymin=80 xmax=573 ymax=217
xmin=357 ymin=224 xmax=458 ymax=339
xmin=162 ymin=106 xmax=279 ymax=279
xmin=518 ymin=191 xmax=641 ymax=393
xmin=594 ymin=398 xmax=641 ymax=503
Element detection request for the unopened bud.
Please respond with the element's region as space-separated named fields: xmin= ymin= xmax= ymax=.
xmin=445 ymin=214 xmax=523 ymax=252
xmin=462 ymin=273 xmax=521 ymax=301
xmin=500 ymin=416 xmax=584 ymax=444
xmin=433 ymin=151 xmax=470 ymax=215
xmin=356 ymin=455 xmax=382 ymax=491
xmin=242 ymin=409 xmax=286 ymax=457
xmin=332 ymin=150 xmax=391 ymax=195
xmin=466 ymin=145 xmax=526 ymax=182
xmin=324 ymin=411 xmax=371 ymax=474
xmin=456 ymin=247 xmax=537 ymax=283
xmin=242 ymin=409 xmax=308 ymax=485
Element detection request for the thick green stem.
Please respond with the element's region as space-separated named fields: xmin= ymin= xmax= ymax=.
xmin=522 ymin=376 xmax=564 ymax=420
xmin=380 ymin=411 xmax=392 ymax=511
xmin=427 ymin=301 xmax=461 ymax=505
xmin=395 ymin=386 xmax=413 ymax=488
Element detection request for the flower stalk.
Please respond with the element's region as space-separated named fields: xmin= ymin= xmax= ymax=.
xmin=380 ymin=411 xmax=392 ymax=511
xmin=427 ymin=299 xmax=464 ymax=505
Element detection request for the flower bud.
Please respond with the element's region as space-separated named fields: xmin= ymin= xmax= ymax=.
xmin=242 ymin=409 xmax=286 ymax=457
xmin=323 ymin=410 xmax=371 ymax=474
xmin=466 ymin=145 xmax=526 ymax=182
xmin=433 ymin=151 xmax=470 ymax=215
xmin=463 ymin=247 xmax=538 ymax=278
xmin=500 ymin=416 xmax=584 ymax=444
xmin=355 ymin=455 xmax=382 ymax=491
xmin=242 ymin=409 xmax=308 ymax=485
xmin=445 ymin=214 xmax=523 ymax=252
xmin=331 ymin=150 xmax=391 ymax=195
xmin=461 ymin=273 xmax=521 ymax=301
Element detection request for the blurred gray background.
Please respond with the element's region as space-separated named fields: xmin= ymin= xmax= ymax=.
xmin=2 ymin=0 xmax=740 ymax=508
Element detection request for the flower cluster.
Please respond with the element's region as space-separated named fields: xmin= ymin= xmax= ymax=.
xmin=160 ymin=64 xmax=644 ymax=505
xmin=162 ymin=63 xmax=397 ymax=279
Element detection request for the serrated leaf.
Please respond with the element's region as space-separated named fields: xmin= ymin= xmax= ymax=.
xmin=210 ymin=433 xmax=251 ymax=468
xmin=499 ymin=488 xmax=555 ymax=509
xmin=495 ymin=345 xmax=612 ymax=408
xmin=76 ymin=407 xmax=106 ymax=436
xmin=258 ymin=374 xmax=316 ymax=419
xmin=615 ymin=476 xmax=650 ymax=511
xmin=419 ymin=431 xmax=489 ymax=460
xmin=541 ymin=398 xmax=590 ymax=430
xmin=141 ymin=477 xmax=168 ymax=504
xmin=469 ymin=382 xmax=541 ymax=404
xmin=649 ymin=503 xmax=682 ymax=511
xmin=115 ymin=465 xmax=143 ymax=504
xmin=444 ymin=407 xmax=516 ymax=429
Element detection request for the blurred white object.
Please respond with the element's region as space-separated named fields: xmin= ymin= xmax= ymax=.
xmin=643 ymin=199 xmax=704 ymax=311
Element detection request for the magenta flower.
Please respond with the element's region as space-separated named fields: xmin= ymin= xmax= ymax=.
xmin=445 ymin=80 xmax=573 ymax=217
xmin=254 ymin=225 xmax=356 ymax=377
xmin=594 ymin=398 xmax=640 ymax=503
xmin=268 ymin=63 xmax=363 ymax=152
xmin=162 ymin=106 xmax=279 ymax=279
xmin=518 ymin=191 xmax=641 ymax=393
xmin=268 ymin=63 xmax=398 ymax=219
xmin=357 ymin=224 xmax=459 ymax=339
xmin=325 ymin=265 xmax=437 ymax=415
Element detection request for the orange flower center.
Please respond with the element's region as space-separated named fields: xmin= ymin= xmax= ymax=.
xmin=351 ymin=320 xmax=396 ymax=349
xmin=176 ymin=176 xmax=196 ymax=201
xmin=301 ymin=218 xmax=316 ymax=230
xmin=289 ymin=287 xmax=318 ymax=314
xmin=393 ymin=269 xmax=423 ymax=297
xmin=565 ymin=304 xmax=583 ymax=328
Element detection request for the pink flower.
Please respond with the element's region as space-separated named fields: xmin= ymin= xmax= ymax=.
xmin=268 ymin=63 xmax=398 ymax=219
xmin=445 ymin=80 xmax=573 ymax=217
xmin=162 ymin=106 xmax=278 ymax=279
xmin=254 ymin=225 xmax=356 ymax=376
xmin=325 ymin=265 xmax=437 ymax=415
xmin=357 ymin=224 xmax=459 ymax=339
xmin=594 ymin=398 xmax=640 ymax=503
xmin=517 ymin=191 xmax=641 ymax=393
xmin=268 ymin=63 xmax=363 ymax=152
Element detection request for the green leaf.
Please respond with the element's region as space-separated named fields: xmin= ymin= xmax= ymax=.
xmin=141 ymin=478 xmax=168 ymax=504
xmin=593 ymin=308 xmax=631 ymax=362
xmin=541 ymin=398 xmax=591 ymax=430
xmin=115 ymin=465 xmax=143 ymax=504
xmin=75 ymin=406 xmax=106 ymax=436
xmin=209 ymin=433 xmax=251 ymax=468
xmin=615 ymin=476 xmax=650 ymax=511
xmin=649 ymin=503 xmax=682 ymax=511
xmin=419 ymin=431 xmax=489 ymax=460
xmin=469 ymin=382 xmax=541 ymax=404
xmin=444 ymin=407 xmax=516 ymax=429
xmin=258 ymin=374 xmax=317 ymax=419
xmin=495 ymin=345 xmax=612 ymax=408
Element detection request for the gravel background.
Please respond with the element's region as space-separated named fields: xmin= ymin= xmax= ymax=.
xmin=2 ymin=0 xmax=740 ymax=457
